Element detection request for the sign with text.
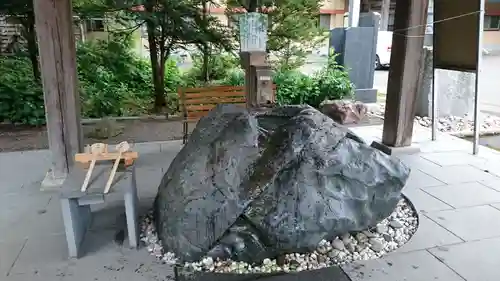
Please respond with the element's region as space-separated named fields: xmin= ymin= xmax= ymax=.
xmin=239 ymin=13 xmax=268 ymax=52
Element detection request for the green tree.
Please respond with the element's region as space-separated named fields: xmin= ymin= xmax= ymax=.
xmin=127 ymin=0 xmax=233 ymax=111
xmin=0 ymin=0 xmax=39 ymax=80
xmin=0 ymin=0 xmax=109 ymax=81
xmin=226 ymin=0 xmax=326 ymax=69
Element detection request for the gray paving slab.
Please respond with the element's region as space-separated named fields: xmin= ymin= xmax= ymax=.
xmin=395 ymin=154 xmax=443 ymax=175
xmin=422 ymin=182 xmax=500 ymax=208
xmin=131 ymin=142 xmax=162 ymax=154
xmin=403 ymin=169 xmax=446 ymax=190
xmin=425 ymin=205 xmax=500 ymax=241
xmin=418 ymin=137 xmax=473 ymax=153
xmin=422 ymin=165 xmax=500 ymax=184
xmin=402 ymin=188 xmax=453 ymax=213
xmin=135 ymin=167 xmax=164 ymax=200
xmin=420 ymin=151 xmax=488 ymax=166
xmin=479 ymin=178 xmax=500 ymax=192
xmin=394 ymin=215 xmax=463 ymax=253
xmin=342 ymin=250 xmax=465 ymax=281
xmin=428 ymin=237 xmax=500 ymax=281
xmin=8 ymin=234 xmax=70 ymax=277
xmin=489 ymin=203 xmax=500 ymax=212
xmin=0 ymin=192 xmax=51 ymax=225
xmin=0 ymin=194 xmax=63 ymax=243
xmin=0 ymin=239 xmax=26 ymax=277
xmin=470 ymin=160 xmax=500 ymax=178
xmin=62 ymin=242 xmax=174 ymax=281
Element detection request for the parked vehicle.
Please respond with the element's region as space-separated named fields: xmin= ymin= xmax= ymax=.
xmin=375 ymin=31 xmax=393 ymax=70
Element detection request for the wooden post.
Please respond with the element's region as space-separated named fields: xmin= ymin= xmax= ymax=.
xmin=381 ymin=0 xmax=428 ymax=148
xmin=34 ymin=0 xmax=83 ymax=188
xmin=380 ymin=0 xmax=391 ymax=31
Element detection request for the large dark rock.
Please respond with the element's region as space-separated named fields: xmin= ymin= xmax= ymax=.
xmin=155 ymin=104 xmax=410 ymax=263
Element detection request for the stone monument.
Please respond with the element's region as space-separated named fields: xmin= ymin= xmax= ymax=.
xmin=154 ymin=105 xmax=410 ymax=263
xmin=329 ymin=12 xmax=381 ymax=103
xmin=416 ymin=47 xmax=475 ymax=117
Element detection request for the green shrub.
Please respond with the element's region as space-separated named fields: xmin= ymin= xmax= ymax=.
xmin=273 ymin=51 xmax=354 ymax=107
xmin=313 ymin=52 xmax=354 ymax=105
xmin=183 ymin=51 xmax=239 ymax=85
xmin=0 ymin=36 xmax=184 ymax=125
xmin=273 ymin=70 xmax=318 ymax=105
xmin=0 ymin=56 xmax=45 ymax=126
xmin=77 ymin=37 xmax=152 ymax=117
xmin=220 ymin=69 xmax=245 ymax=86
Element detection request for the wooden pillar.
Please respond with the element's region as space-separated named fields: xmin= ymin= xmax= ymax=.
xmin=380 ymin=0 xmax=391 ymax=31
xmin=34 ymin=0 xmax=83 ymax=188
xmin=381 ymin=0 xmax=428 ymax=147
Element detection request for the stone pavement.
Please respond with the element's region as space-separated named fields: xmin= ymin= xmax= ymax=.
xmin=2 ymin=125 xmax=500 ymax=281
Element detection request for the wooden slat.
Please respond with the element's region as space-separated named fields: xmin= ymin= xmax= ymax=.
xmin=178 ymin=84 xmax=277 ymax=123
xmin=186 ymin=104 xmax=246 ymax=119
xmin=186 ymin=111 xmax=211 ymax=119
xmin=184 ymin=91 xmax=245 ymax=99
xmin=186 ymin=103 xmax=244 ymax=112
xmin=184 ymin=97 xmax=246 ymax=105
xmin=183 ymin=85 xmax=244 ymax=93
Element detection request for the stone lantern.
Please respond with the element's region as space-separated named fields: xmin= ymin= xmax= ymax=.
xmin=238 ymin=12 xmax=275 ymax=108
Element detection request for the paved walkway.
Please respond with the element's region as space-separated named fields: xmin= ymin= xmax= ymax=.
xmin=2 ymin=125 xmax=500 ymax=281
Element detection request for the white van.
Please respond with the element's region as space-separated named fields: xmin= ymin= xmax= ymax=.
xmin=376 ymin=31 xmax=393 ymax=70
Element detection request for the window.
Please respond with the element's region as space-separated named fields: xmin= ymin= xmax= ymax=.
xmin=318 ymin=14 xmax=331 ymax=29
xmin=86 ymin=19 xmax=105 ymax=32
xmin=485 ymin=15 xmax=500 ymax=30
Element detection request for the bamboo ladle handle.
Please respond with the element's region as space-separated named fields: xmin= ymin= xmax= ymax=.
xmin=104 ymin=141 xmax=130 ymax=194
xmin=81 ymin=143 xmax=107 ymax=192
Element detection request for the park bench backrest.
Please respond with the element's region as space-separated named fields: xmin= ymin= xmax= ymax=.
xmin=178 ymin=84 xmax=276 ymax=143
xmin=179 ymin=85 xmax=247 ymax=120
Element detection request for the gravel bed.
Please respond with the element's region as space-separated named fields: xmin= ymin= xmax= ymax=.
xmin=414 ymin=115 xmax=500 ymax=133
xmin=369 ymin=104 xmax=500 ymax=134
xmin=140 ymin=198 xmax=418 ymax=274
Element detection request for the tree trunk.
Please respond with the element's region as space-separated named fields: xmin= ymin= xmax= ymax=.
xmin=145 ymin=1 xmax=166 ymax=112
xmin=24 ymin=12 xmax=40 ymax=81
xmin=201 ymin=0 xmax=210 ymax=84
xmin=247 ymin=0 xmax=258 ymax=12
xmin=202 ymin=45 xmax=210 ymax=83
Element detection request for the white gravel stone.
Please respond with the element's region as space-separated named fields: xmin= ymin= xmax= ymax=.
xmin=140 ymin=198 xmax=418 ymax=274
xmin=390 ymin=220 xmax=404 ymax=229
xmin=332 ymin=238 xmax=345 ymax=251
xmin=370 ymin=105 xmax=500 ymax=134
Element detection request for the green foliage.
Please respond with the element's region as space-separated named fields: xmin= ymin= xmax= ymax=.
xmin=226 ymin=0 xmax=326 ymax=69
xmin=221 ymin=69 xmax=245 ymax=86
xmin=216 ymin=50 xmax=354 ymax=108
xmin=0 ymin=36 xmax=183 ymax=125
xmin=273 ymin=70 xmax=318 ymax=105
xmin=313 ymin=51 xmax=354 ymax=105
xmin=77 ymin=37 xmax=152 ymax=117
xmin=0 ymin=56 xmax=44 ymax=126
xmin=272 ymin=50 xmax=354 ymax=107
xmin=183 ymin=51 xmax=240 ymax=86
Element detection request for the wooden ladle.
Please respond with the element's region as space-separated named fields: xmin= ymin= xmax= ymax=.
xmin=81 ymin=143 xmax=107 ymax=192
xmin=103 ymin=141 xmax=130 ymax=194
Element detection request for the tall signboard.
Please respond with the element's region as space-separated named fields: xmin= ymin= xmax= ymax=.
xmin=432 ymin=0 xmax=485 ymax=154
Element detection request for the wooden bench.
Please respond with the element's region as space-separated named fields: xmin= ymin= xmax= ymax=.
xmin=178 ymin=85 xmax=276 ymax=144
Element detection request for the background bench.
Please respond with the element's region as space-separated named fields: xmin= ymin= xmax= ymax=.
xmin=178 ymin=85 xmax=276 ymax=143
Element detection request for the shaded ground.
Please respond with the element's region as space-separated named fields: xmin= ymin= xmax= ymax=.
xmin=4 ymin=128 xmax=500 ymax=280
xmin=0 ymin=115 xmax=384 ymax=153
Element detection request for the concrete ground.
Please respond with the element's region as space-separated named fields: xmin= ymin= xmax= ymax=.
xmin=3 ymin=126 xmax=500 ymax=280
